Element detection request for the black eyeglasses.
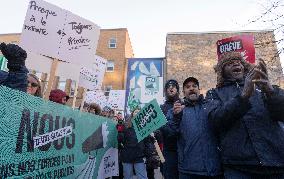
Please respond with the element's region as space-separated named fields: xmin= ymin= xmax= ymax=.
xmin=28 ymin=82 xmax=39 ymax=87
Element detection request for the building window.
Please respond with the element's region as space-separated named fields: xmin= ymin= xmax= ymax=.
xmin=104 ymin=85 xmax=112 ymax=96
xmin=106 ymin=60 xmax=114 ymax=72
xmin=108 ymin=38 xmax=117 ymax=48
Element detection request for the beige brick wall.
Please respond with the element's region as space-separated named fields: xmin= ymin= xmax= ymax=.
xmin=166 ymin=30 xmax=284 ymax=94
xmin=96 ymin=28 xmax=134 ymax=90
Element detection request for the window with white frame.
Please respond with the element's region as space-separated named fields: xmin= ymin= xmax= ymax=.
xmin=108 ymin=38 xmax=117 ymax=48
xmin=104 ymin=85 xmax=112 ymax=96
xmin=106 ymin=60 xmax=114 ymax=72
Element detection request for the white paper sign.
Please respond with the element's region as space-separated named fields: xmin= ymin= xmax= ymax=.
xmin=78 ymin=56 xmax=107 ymax=90
xmin=93 ymin=55 xmax=107 ymax=88
xmin=107 ymin=90 xmax=126 ymax=110
xmin=26 ymin=51 xmax=81 ymax=81
xmin=85 ymin=90 xmax=107 ymax=108
xmin=97 ymin=148 xmax=119 ymax=178
xmin=79 ymin=67 xmax=100 ymax=90
xmin=20 ymin=0 xmax=100 ymax=66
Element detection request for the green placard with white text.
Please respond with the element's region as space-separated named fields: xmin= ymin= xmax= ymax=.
xmin=132 ymin=99 xmax=167 ymax=142
xmin=0 ymin=86 xmax=118 ymax=179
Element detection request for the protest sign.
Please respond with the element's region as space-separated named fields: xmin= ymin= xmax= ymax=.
xmin=0 ymin=86 xmax=118 ymax=178
xmin=79 ymin=56 xmax=107 ymax=90
xmin=20 ymin=0 xmax=100 ymax=66
xmin=132 ymin=99 xmax=167 ymax=142
xmin=107 ymin=90 xmax=126 ymax=111
xmin=216 ymin=35 xmax=255 ymax=63
xmin=125 ymin=58 xmax=164 ymax=114
xmin=85 ymin=90 xmax=108 ymax=108
xmin=79 ymin=67 xmax=100 ymax=90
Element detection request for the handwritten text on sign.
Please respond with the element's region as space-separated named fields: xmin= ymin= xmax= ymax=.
xmin=20 ymin=0 xmax=100 ymax=66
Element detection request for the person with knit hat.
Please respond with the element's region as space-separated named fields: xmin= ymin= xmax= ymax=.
xmin=49 ymin=89 xmax=69 ymax=105
xmin=207 ymin=51 xmax=284 ymax=178
xmin=166 ymin=77 xmax=223 ymax=179
xmin=159 ymin=79 xmax=180 ymax=179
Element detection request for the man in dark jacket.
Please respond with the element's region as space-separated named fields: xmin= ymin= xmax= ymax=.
xmin=167 ymin=77 xmax=223 ymax=179
xmin=0 ymin=43 xmax=28 ymax=92
xmin=207 ymin=51 xmax=284 ymax=179
xmin=160 ymin=79 xmax=180 ymax=179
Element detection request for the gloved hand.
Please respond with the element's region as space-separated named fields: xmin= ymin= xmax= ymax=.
xmin=0 ymin=43 xmax=27 ymax=72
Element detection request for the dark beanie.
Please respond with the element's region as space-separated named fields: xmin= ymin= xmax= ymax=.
xmin=165 ymin=79 xmax=179 ymax=93
xmin=49 ymin=89 xmax=69 ymax=104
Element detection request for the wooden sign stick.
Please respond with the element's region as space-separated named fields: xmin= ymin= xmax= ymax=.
xmin=79 ymin=88 xmax=86 ymax=111
xmin=44 ymin=58 xmax=59 ymax=100
xmin=151 ymin=133 xmax=165 ymax=163
xmin=71 ymin=82 xmax=79 ymax=109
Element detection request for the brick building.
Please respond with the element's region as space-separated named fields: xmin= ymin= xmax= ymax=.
xmin=166 ymin=30 xmax=284 ymax=94
xmin=96 ymin=28 xmax=134 ymax=93
xmin=0 ymin=28 xmax=134 ymax=101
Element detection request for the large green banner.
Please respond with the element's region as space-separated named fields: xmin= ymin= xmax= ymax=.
xmin=132 ymin=99 xmax=167 ymax=142
xmin=0 ymin=86 xmax=118 ymax=179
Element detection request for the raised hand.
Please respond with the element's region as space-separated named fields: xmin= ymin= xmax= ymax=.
xmin=241 ymin=67 xmax=257 ymax=99
xmin=252 ymin=58 xmax=274 ymax=96
xmin=173 ymin=100 xmax=185 ymax=115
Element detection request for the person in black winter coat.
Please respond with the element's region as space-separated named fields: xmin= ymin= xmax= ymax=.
xmin=0 ymin=43 xmax=28 ymax=92
xmin=119 ymin=108 xmax=148 ymax=179
xmin=160 ymin=79 xmax=180 ymax=179
xmin=166 ymin=77 xmax=223 ymax=179
xmin=207 ymin=52 xmax=284 ymax=179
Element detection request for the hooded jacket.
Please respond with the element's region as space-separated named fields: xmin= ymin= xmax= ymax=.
xmin=207 ymin=52 xmax=284 ymax=169
xmin=166 ymin=96 xmax=222 ymax=176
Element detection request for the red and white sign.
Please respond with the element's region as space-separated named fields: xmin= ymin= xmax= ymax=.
xmin=216 ymin=35 xmax=255 ymax=64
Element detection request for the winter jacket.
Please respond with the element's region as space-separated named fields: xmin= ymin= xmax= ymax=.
xmin=0 ymin=66 xmax=28 ymax=92
xmin=166 ymin=96 xmax=222 ymax=176
xmin=160 ymin=99 xmax=179 ymax=151
xmin=119 ymin=126 xmax=146 ymax=163
xmin=207 ymin=80 xmax=284 ymax=167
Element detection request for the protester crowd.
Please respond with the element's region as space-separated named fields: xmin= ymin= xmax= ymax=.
xmin=1 ymin=42 xmax=284 ymax=179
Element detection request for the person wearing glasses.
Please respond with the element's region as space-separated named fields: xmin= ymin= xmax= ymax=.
xmin=27 ymin=73 xmax=42 ymax=97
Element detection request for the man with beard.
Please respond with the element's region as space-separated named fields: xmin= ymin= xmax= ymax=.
xmin=207 ymin=52 xmax=284 ymax=179
xmin=166 ymin=77 xmax=222 ymax=179
xmin=160 ymin=79 xmax=180 ymax=179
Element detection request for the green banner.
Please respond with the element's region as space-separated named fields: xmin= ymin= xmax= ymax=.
xmin=0 ymin=86 xmax=118 ymax=179
xmin=132 ymin=99 xmax=167 ymax=142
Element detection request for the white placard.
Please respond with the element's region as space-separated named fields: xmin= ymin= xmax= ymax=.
xmin=58 ymin=11 xmax=100 ymax=65
xmin=78 ymin=56 xmax=107 ymax=90
xmin=79 ymin=67 xmax=100 ymax=90
xmin=20 ymin=0 xmax=100 ymax=66
xmin=97 ymin=148 xmax=119 ymax=178
xmin=26 ymin=51 xmax=81 ymax=81
xmin=85 ymin=90 xmax=107 ymax=109
xmin=107 ymin=90 xmax=126 ymax=110
xmin=93 ymin=55 xmax=107 ymax=88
